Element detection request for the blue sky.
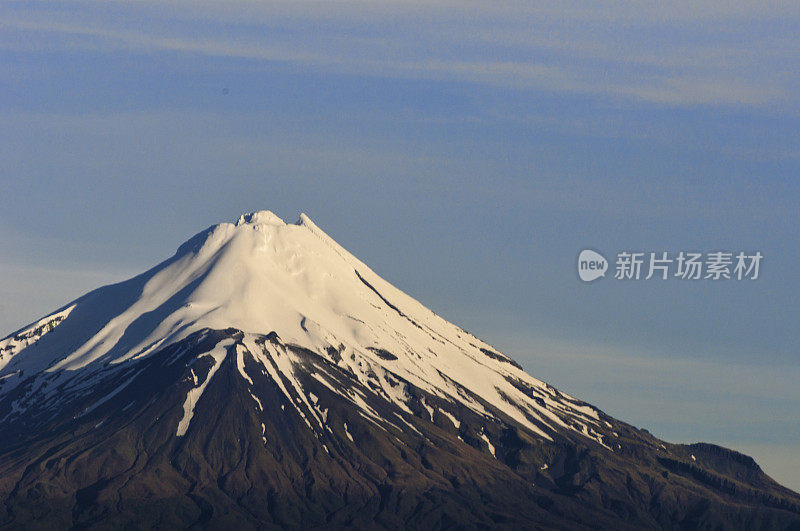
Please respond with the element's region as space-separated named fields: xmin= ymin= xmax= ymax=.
xmin=1 ymin=1 xmax=799 ymax=490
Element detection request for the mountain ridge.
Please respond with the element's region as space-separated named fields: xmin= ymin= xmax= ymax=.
xmin=1 ymin=210 xmax=798 ymax=529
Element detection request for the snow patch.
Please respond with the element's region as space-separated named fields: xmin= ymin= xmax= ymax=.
xmin=479 ymin=431 xmax=496 ymax=457
xmin=176 ymin=339 xmax=233 ymax=436
xmin=438 ymin=408 xmax=461 ymax=429
xmin=249 ymin=390 xmax=263 ymax=411
xmin=420 ymin=397 xmax=435 ymax=421
xmin=236 ymin=344 xmax=253 ymax=385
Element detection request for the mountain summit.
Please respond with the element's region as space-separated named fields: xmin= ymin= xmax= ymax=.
xmin=1 ymin=211 xmax=798 ymax=529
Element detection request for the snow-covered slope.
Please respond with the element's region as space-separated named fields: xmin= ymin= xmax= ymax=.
xmin=3 ymin=211 xmax=800 ymax=530
xmin=0 ymin=211 xmax=605 ymax=446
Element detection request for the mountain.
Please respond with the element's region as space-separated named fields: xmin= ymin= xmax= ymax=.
xmin=0 ymin=210 xmax=798 ymax=530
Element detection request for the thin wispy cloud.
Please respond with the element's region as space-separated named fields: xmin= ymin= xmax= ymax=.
xmin=2 ymin=1 xmax=797 ymax=106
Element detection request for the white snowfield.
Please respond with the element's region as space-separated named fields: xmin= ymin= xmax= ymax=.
xmin=0 ymin=211 xmax=608 ymax=447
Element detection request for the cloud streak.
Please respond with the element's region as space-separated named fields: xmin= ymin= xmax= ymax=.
xmin=2 ymin=1 xmax=797 ymax=106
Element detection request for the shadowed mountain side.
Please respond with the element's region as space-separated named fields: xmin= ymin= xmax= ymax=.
xmin=1 ymin=329 xmax=798 ymax=529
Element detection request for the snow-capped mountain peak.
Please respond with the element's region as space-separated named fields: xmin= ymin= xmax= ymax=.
xmin=0 ymin=211 xmax=605 ymax=446
xmin=2 ymin=211 xmax=798 ymax=529
xmin=235 ymin=209 xmax=287 ymax=227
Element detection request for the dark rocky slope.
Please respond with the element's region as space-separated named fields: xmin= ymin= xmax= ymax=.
xmin=1 ymin=329 xmax=798 ymax=530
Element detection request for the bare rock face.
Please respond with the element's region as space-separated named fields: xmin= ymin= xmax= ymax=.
xmin=1 ymin=211 xmax=798 ymax=529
